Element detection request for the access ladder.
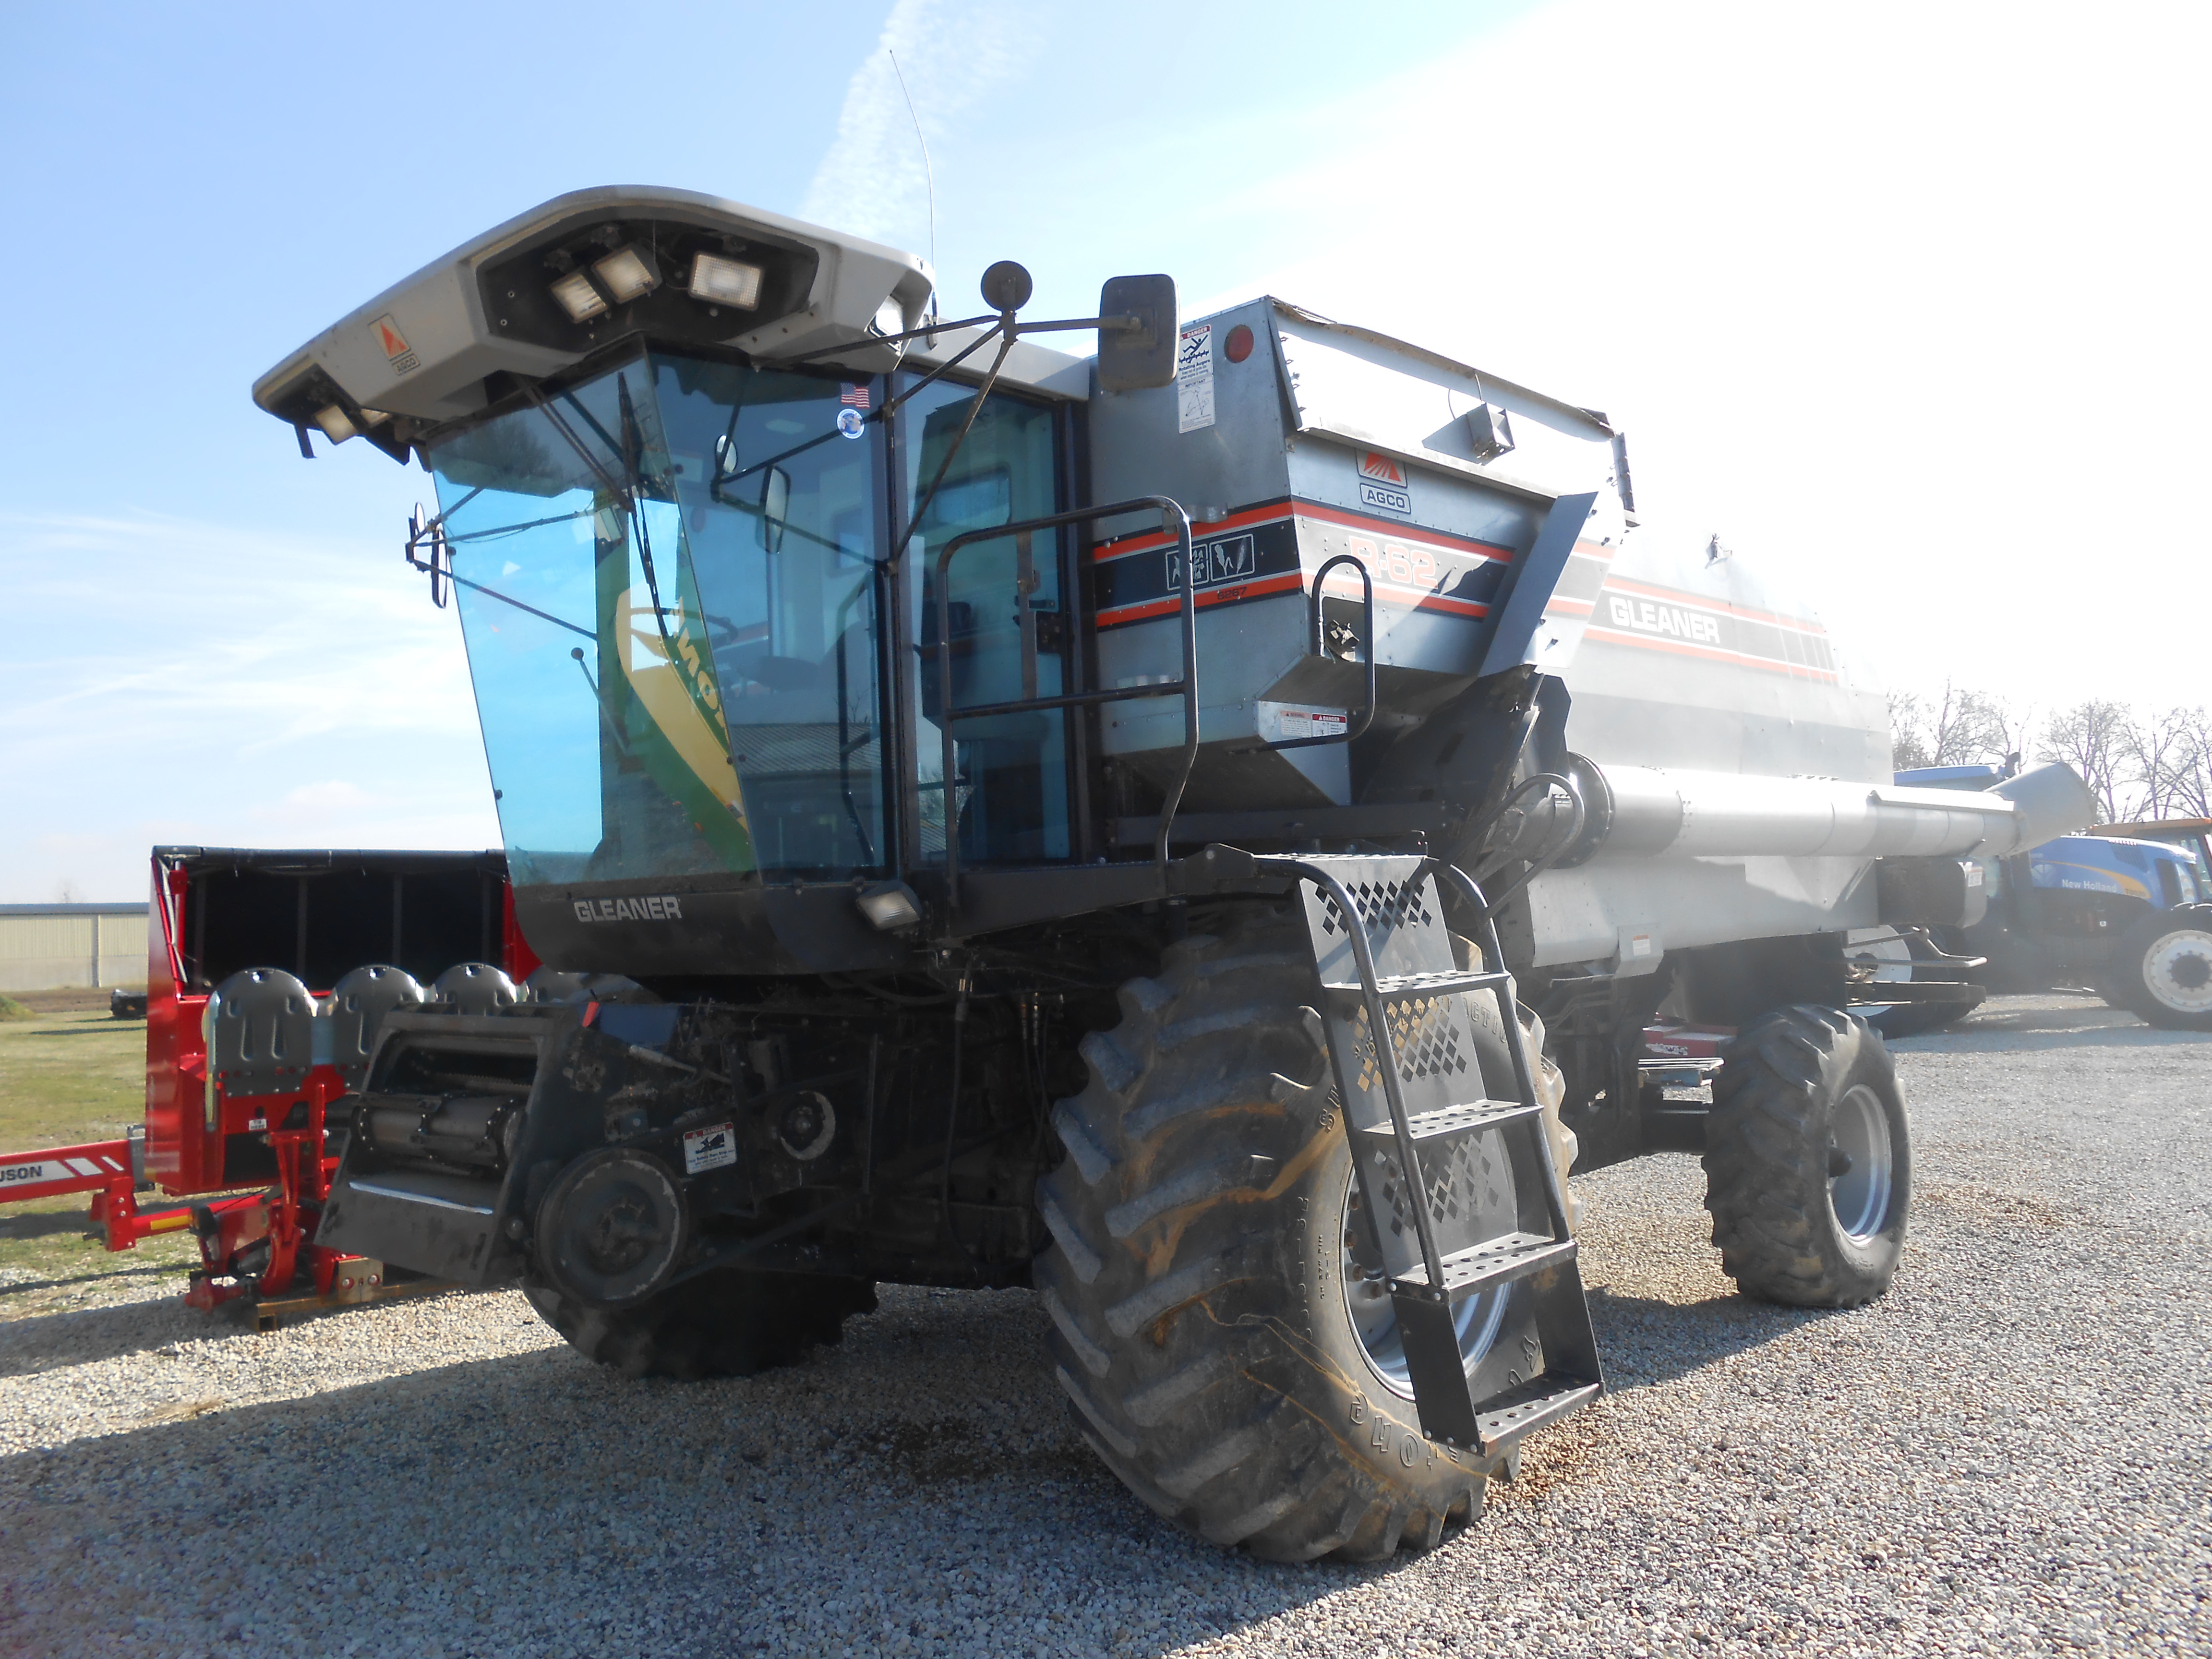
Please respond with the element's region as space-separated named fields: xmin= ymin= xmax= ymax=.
xmin=1275 ymin=852 xmax=1602 ymax=1453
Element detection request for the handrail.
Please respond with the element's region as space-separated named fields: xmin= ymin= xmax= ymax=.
xmin=1263 ymin=552 xmax=1377 ymax=752
xmin=1274 ymin=857 xmax=1450 ymax=1296
xmin=1426 ymin=859 xmax=1574 ymax=1242
xmin=934 ymin=497 xmax=1198 ymax=911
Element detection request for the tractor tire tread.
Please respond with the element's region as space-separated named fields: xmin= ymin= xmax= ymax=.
xmin=1036 ymin=906 xmax=1497 ymax=1563
xmin=1704 ymin=1004 xmax=1908 ymax=1309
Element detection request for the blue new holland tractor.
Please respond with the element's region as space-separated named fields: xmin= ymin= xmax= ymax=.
xmin=1883 ymin=766 xmax=2212 ymax=1031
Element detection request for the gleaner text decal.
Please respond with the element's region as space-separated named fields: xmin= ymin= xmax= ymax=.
xmin=573 ymin=896 xmax=685 ymax=922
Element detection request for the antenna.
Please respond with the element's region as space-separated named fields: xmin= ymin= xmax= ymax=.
xmin=887 ymin=49 xmax=936 ymax=285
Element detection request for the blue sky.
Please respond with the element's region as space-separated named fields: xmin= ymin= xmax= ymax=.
xmin=3 ymin=0 xmax=2204 ymax=899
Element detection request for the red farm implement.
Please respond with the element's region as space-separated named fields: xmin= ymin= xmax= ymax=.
xmin=0 ymin=847 xmax=536 ymax=1325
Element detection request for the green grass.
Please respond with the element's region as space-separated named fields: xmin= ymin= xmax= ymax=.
xmin=0 ymin=1009 xmax=199 ymax=1318
xmin=0 ymin=995 xmax=34 ymax=1021
xmin=0 ymin=1007 xmax=145 ymax=1148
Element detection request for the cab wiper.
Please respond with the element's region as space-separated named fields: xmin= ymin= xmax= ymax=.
xmin=442 ymin=571 xmax=594 ymax=641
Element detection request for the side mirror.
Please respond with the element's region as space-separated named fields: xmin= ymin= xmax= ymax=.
xmin=760 ymin=465 xmax=790 ymax=553
xmin=1097 ymin=274 xmax=1178 ymax=392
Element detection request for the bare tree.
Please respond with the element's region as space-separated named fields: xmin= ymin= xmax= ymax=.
xmin=2042 ymin=699 xmax=2139 ymax=822
xmin=1891 ymin=680 xmax=2017 ymax=772
xmin=2141 ymin=706 xmax=2212 ymax=819
xmin=1938 ymin=686 xmax=2015 ymax=767
xmin=1889 ymin=690 xmax=1934 ymax=771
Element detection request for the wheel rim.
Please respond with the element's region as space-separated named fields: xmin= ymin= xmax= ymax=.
xmin=1828 ymin=1084 xmax=1894 ymax=1242
xmin=2143 ymin=928 xmax=2212 ymax=1014
xmin=1339 ymin=1167 xmax=1508 ymax=1398
xmin=1845 ymin=927 xmax=1915 ymax=986
xmin=539 ymin=1151 xmax=686 ymax=1306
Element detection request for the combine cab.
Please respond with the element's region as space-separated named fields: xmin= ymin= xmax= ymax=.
xmin=244 ymin=186 xmax=2096 ymax=1557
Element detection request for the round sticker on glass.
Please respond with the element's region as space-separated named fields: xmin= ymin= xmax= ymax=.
xmin=836 ymin=408 xmax=866 ymax=440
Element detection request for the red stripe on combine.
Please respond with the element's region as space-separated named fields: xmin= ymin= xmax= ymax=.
xmin=1288 ymin=500 xmax=1513 ymax=562
xmin=1098 ymin=571 xmax=1492 ymax=628
xmin=1097 ymin=571 xmax=1306 ymax=626
xmin=1093 ymin=502 xmax=1295 ymax=561
xmin=1582 ymin=624 xmax=1839 ymax=682
xmin=1599 ymin=576 xmax=1827 ymax=636
xmin=1093 ymin=498 xmax=1513 ymax=564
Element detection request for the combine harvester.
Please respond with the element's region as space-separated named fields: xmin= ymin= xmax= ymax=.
xmin=0 ymin=848 xmax=531 ymax=1325
xmin=231 ymin=185 xmax=2095 ymax=1558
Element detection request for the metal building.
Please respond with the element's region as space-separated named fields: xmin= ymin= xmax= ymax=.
xmin=0 ymin=903 xmax=149 ymax=993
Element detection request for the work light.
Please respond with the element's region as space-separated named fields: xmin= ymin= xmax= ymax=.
xmin=549 ymin=270 xmax=607 ymax=323
xmin=688 ymin=252 xmax=763 ymax=310
xmin=593 ymin=247 xmax=659 ymax=304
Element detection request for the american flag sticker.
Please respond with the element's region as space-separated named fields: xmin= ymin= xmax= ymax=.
xmin=840 ymin=384 xmax=871 ymax=409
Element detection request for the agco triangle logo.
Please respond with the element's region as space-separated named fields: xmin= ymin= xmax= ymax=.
xmin=370 ymin=313 xmax=421 ymax=376
xmin=1357 ymin=451 xmax=1413 ymax=518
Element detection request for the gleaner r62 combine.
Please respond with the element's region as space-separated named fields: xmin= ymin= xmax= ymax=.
xmin=249 ymin=187 xmax=2093 ymax=1561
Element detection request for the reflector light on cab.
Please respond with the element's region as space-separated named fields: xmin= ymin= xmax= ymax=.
xmin=313 ymin=404 xmax=357 ymax=443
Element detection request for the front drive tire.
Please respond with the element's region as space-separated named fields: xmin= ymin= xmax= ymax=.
xmin=2107 ymin=904 xmax=2212 ymax=1032
xmin=1704 ymin=1006 xmax=1911 ymax=1309
xmin=1035 ymin=906 xmax=1565 ymax=1563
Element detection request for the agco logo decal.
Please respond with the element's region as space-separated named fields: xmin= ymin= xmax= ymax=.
xmin=573 ymin=895 xmax=686 ymax=923
xmin=1357 ymin=452 xmax=1412 ymax=517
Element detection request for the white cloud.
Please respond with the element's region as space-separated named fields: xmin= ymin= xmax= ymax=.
xmin=799 ymin=0 xmax=1039 ymax=263
xmin=0 ymin=509 xmax=497 ymax=901
xmin=1139 ymin=0 xmax=2212 ymax=714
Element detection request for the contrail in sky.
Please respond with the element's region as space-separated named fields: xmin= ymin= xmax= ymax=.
xmin=801 ymin=0 xmax=1034 ymax=264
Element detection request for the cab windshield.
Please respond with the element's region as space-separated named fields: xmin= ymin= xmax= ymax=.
xmin=428 ymin=349 xmax=886 ymax=886
xmin=426 ymin=347 xmax=1071 ymax=889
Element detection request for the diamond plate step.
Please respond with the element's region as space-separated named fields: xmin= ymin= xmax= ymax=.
xmin=1320 ymin=968 xmax=1512 ymax=998
xmin=1355 ymin=1098 xmax=1544 ymax=1144
xmin=1391 ymin=1231 xmax=1576 ymax=1295
xmin=1474 ymin=1375 xmax=1603 ymax=1450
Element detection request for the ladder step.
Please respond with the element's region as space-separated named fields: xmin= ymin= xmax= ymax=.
xmin=1393 ymin=1231 xmax=1575 ymax=1294
xmin=1474 ymin=1374 xmax=1603 ymax=1451
xmin=1358 ymin=1098 xmax=1544 ymax=1144
xmin=1322 ymin=969 xmax=1511 ymax=998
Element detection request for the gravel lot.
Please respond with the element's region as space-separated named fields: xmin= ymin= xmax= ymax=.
xmin=2 ymin=992 xmax=2207 ymax=1658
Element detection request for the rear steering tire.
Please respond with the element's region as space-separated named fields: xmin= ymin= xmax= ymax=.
xmin=1034 ymin=905 xmax=1572 ymax=1562
xmin=523 ymin=1268 xmax=877 ymax=1380
xmin=1703 ymin=1006 xmax=1911 ymax=1308
xmin=2106 ymin=904 xmax=2212 ymax=1031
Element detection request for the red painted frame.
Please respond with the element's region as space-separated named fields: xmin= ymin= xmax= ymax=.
xmin=1 ymin=852 xmax=537 ymax=1314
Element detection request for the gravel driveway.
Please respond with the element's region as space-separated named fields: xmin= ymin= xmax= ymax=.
xmin=2 ymin=993 xmax=2206 ymax=1658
